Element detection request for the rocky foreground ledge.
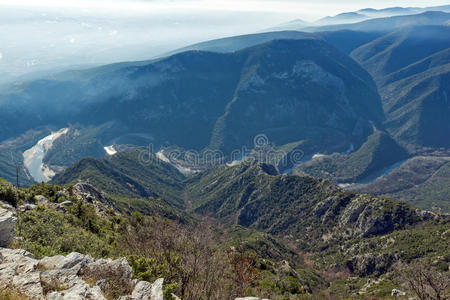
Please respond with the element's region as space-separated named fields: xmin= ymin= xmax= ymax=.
xmin=0 ymin=248 xmax=269 ymax=300
xmin=0 ymin=248 xmax=163 ymax=299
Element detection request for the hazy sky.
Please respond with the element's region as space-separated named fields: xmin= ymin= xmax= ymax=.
xmin=1 ymin=0 xmax=450 ymax=20
xmin=1 ymin=0 xmax=449 ymax=81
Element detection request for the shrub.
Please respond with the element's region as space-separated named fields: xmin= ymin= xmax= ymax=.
xmin=0 ymin=178 xmax=18 ymax=207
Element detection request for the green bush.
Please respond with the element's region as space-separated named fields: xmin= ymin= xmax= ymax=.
xmin=0 ymin=178 xmax=18 ymax=206
xmin=15 ymin=205 xmax=116 ymax=258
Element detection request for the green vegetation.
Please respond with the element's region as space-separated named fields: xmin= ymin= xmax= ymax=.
xmin=0 ymin=129 xmax=49 ymax=186
xmin=295 ymin=130 xmax=409 ymax=183
xmin=2 ymin=156 xmax=449 ymax=299
xmin=43 ymin=125 xmax=107 ymax=168
xmin=15 ymin=205 xmax=116 ymax=258
xmin=4 ymin=181 xmax=319 ymax=299
xmin=52 ymin=148 xmax=186 ymax=208
xmin=351 ymin=25 xmax=450 ymax=149
xmin=355 ymin=157 xmax=450 ymax=212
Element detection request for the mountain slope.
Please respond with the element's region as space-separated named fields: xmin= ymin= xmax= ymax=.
xmin=294 ymin=130 xmax=409 ymax=183
xmin=351 ymin=26 xmax=450 ymax=83
xmin=316 ymin=30 xmax=383 ymax=55
xmin=208 ymin=39 xmax=383 ymax=152
xmin=315 ymin=12 xmax=369 ymax=26
xmin=186 ymin=162 xmax=424 ymax=239
xmin=351 ymin=26 xmax=450 ymax=149
xmin=0 ymin=129 xmax=51 ymax=186
xmin=303 ymin=11 xmax=450 ymax=33
xmin=51 ymin=149 xmax=186 ymax=208
xmin=354 ymin=156 xmax=450 ymax=212
xmin=0 ymin=39 xmax=384 ymax=157
xmin=168 ymin=31 xmax=318 ymax=54
xmin=184 ymin=161 xmax=449 ymax=278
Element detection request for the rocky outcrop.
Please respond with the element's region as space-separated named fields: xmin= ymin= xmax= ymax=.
xmin=0 ymin=207 xmax=16 ymax=247
xmin=346 ymin=253 xmax=398 ymax=276
xmin=69 ymin=183 xmax=118 ymax=216
xmin=33 ymin=182 xmax=118 ymax=217
xmin=0 ymin=248 xmax=163 ymax=299
xmin=35 ymin=195 xmax=71 ymax=213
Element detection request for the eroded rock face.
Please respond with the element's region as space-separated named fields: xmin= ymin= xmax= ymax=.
xmin=0 ymin=207 xmax=16 ymax=247
xmin=0 ymin=247 xmax=163 ymax=299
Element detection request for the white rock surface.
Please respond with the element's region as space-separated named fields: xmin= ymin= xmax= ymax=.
xmin=11 ymin=272 xmax=44 ymax=299
xmin=0 ymin=207 xmax=16 ymax=247
xmin=47 ymin=281 xmax=106 ymax=300
xmin=0 ymin=247 xmax=164 ymax=300
xmin=132 ymin=280 xmax=154 ymax=300
xmin=151 ymin=278 xmax=164 ymax=300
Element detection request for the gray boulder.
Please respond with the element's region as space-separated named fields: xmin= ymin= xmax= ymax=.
xmin=0 ymin=207 xmax=16 ymax=247
xmin=132 ymin=280 xmax=153 ymax=300
xmin=39 ymin=252 xmax=93 ymax=270
xmin=11 ymin=272 xmax=44 ymax=299
xmin=0 ymin=247 xmax=164 ymax=299
xmin=47 ymin=281 xmax=106 ymax=300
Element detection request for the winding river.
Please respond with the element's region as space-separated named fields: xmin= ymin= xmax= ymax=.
xmin=23 ymin=128 xmax=68 ymax=183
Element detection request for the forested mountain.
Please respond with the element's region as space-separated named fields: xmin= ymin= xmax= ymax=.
xmin=0 ymin=38 xmax=382 ymax=158
xmin=1 ymin=4 xmax=450 ymax=300
xmin=351 ymin=25 xmax=450 ymax=149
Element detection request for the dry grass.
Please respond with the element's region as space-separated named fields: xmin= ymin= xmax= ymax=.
xmin=79 ymin=264 xmax=133 ymax=300
xmin=0 ymin=289 xmax=31 ymax=300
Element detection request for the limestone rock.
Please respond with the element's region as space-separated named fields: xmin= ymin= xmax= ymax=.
xmin=39 ymin=252 xmax=93 ymax=270
xmin=151 ymin=278 xmax=164 ymax=300
xmin=72 ymin=183 xmax=116 ymax=213
xmin=130 ymin=278 xmax=164 ymax=300
xmin=35 ymin=195 xmax=50 ymax=204
xmin=0 ymin=207 xmax=16 ymax=247
xmin=131 ymin=280 xmax=153 ymax=300
xmin=0 ymin=247 xmax=163 ymax=300
xmin=0 ymin=262 xmax=17 ymax=289
xmin=47 ymin=281 xmax=106 ymax=300
xmin=391 ymin=288 xmax=406 ymax=296
xmin=11 ymin=272 xmax=44 ymax=299
xmin=19 ymin=203 xmax=36 ymax=212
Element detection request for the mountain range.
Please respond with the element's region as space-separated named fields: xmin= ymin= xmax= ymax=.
xmin=267 ymin=5 xmax=450 ymax=31
xmin=0 ymin=5 xmax=450 ymax=299
xmin=0 ymin=7 xmax=449 ymax=212
xmin=0 ymin=38 xmax=382 ymax=161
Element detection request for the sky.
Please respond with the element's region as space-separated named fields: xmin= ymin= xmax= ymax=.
xmin=0 ymin=0 xmax=449 ymax=82
xmin=1 ymin=0 xmax=450 ymax=20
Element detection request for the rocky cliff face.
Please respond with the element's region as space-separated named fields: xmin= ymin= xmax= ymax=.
xmin=0 ymin=248 xmax=164 ymax=299
xmin=187 ymin=162 xmax=440 ymax=245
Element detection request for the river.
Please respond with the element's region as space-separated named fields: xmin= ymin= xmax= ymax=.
xmin=23 ymin=128 xmax=68 ymax=183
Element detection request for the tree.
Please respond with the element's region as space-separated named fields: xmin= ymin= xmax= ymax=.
xmin=397 ymin=261 xmax=450 ymax=300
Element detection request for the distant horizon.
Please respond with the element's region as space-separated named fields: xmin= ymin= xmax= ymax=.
xmin=1 ymin=0 xmax=449 ymax=81
xmin=1 ymin=0 xmax=449 ymax=21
